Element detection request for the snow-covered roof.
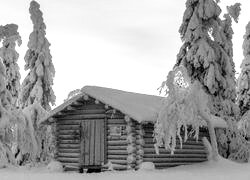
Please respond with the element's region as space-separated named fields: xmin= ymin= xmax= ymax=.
xmin=40 ymin=86 xmax=227 ymax=128
xmin=41 ymin=86 xmax=165 ymax=124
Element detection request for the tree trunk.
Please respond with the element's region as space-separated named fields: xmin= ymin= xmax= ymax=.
xmin=198 ymin=108 xmax=219 ymax=161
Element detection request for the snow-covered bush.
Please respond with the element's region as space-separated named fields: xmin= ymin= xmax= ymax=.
xmin=47 ymin=160 xmax=63 ymax=172
xmin=217 ymin=115 xmax=250 ymax=163
xmin=139 ymin=162 xmax=155 ymax=171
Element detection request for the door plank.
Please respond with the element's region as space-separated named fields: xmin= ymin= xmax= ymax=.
xmin=95 ymin=120 xmax=101 ymax=165
xmin=80 ymin=122 xmax=84 ymax=166
xmin=89 ymin=120 xmax=96 ymax=165
xmin=84 ymin=120 xmax=90 ymax=165
xmin=101 ymin=119 xmax=105 ymax=164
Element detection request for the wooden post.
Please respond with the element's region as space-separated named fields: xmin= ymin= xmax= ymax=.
xmin=135 ymin=124 xmax=144 ymax=170
xmin=125 ymin=116 xmax=136 ymax=170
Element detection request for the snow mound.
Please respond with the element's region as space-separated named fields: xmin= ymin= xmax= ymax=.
xmin=46 ymin=161 xmax=63 ymax=172
xmin=139 ymin=162 xmax=155 ymax=171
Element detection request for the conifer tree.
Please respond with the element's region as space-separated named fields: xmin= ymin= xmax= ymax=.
xmin=175 ymin=0 xmax=239 ymax=117
xmin=0 ymin=24 xmax=22 ymax=106
xmin=237 ymin=21 xmax=250 ymax=116
xmin=20 ymin=0 xmax=55 ymax=111
xmin=19 ymin=0 xmax=55 ymax=163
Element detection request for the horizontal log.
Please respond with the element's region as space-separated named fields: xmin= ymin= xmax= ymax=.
xmin=56 ymin=120 xmax=81 ymax=125
xmin=58 ymin=148 xmax=81 ymax=154
xmin=143 ymin=148 xmax=207 ymax=154
xmin=109 ymin=159 xmax=128 ymax=165
xmin=107 ymin=146 xmax=128 ymax=150
xmin=107 ymin=136 xmax=127 ymax=140
xmin=61 ymin=109 xmax=106 ymax=115
xmin=57 ymin=124 xmax=79 ymax=130
xmin=143 ymin=138 xmax=204 ymax=145
xmin=108 ymin=140 xmax=128 ymax=146
xmin=57 ymin=129 xmax=80 ymax=135
xmin=108 ymin=150 xmax=128 ymax=155
xmin=107 ymin=119 xmax=126 ymax=124
xmin=58 ymin=144 xmax=80 ymax=149
xmin=107 ymin=155 xmax=128 ymax=160
xmin=57 ymin=152 xmax=80 ymax=158
xmin=142 ymin=131 xmax=208 ymax=138
xmin=143 ymin=153 xmax=207 ymax=159
xmin=57 ymin=157 xmax=80 ymax=163
xmin=58 ymin=134 xmax=80 ymax=140
xmin=143 ymin=144 xmax=205 ymax=150
xmin=57 ymin=139 xmax=80 ymax=144
xmin=66 ymin=103 xmax=104 ymax=109
xmin=55 ymin=114 xmax=106 ymax=120
xmin=143 ymin=157 xmax=207 ymax=163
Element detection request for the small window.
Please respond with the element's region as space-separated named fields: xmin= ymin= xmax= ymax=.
xmin=110 ymin=125 xmax=126 ymax=136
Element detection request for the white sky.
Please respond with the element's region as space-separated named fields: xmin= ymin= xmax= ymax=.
xmin=0 ymin=0 xmax=248 ymax=106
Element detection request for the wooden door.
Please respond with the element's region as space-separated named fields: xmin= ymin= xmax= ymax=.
xmin=80 ymin=120 xmax=105 ymax=167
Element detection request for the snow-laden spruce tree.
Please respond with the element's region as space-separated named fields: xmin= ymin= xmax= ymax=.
xmin=20 ymin=0 xmax=55 ymax=110
xmin=175 ymin=0 xmax=239 ymax=118
xmin=0 ymin=24 xmax=22 ymax=107
xmin=237 ymin=21 xmax=250 ymax=116
xmin=19 ymin=0 xmax=55 ymax=163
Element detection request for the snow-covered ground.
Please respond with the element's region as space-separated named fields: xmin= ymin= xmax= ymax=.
xmin=1 ymin=157 xmax=250 ymax=180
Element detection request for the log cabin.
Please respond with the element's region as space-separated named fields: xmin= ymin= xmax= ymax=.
xmin=40 ymin=86 xmax=227 ymax=172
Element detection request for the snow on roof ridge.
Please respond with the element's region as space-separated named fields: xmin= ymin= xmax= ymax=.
xmin=81 ymin=85 xmax=164 ymax=122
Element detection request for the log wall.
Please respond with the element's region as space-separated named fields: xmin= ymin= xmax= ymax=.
xmin=141 ymin=123 xmax=209 ymax=169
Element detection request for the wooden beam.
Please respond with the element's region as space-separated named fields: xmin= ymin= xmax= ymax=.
xmin=55 ymin=114 xmax=106 ymax=120
xmin=107 ymin=140 xmax=127 ymax=146
xmin=143 ymin=153 xmax=207 ymax=159
xmin=143 ymin=148 xmax=206 ymax=154
xmin=57 ymin=152 xmax=80 ymax=158
xmin=143 ymin=157 xmax=207 ymax=163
